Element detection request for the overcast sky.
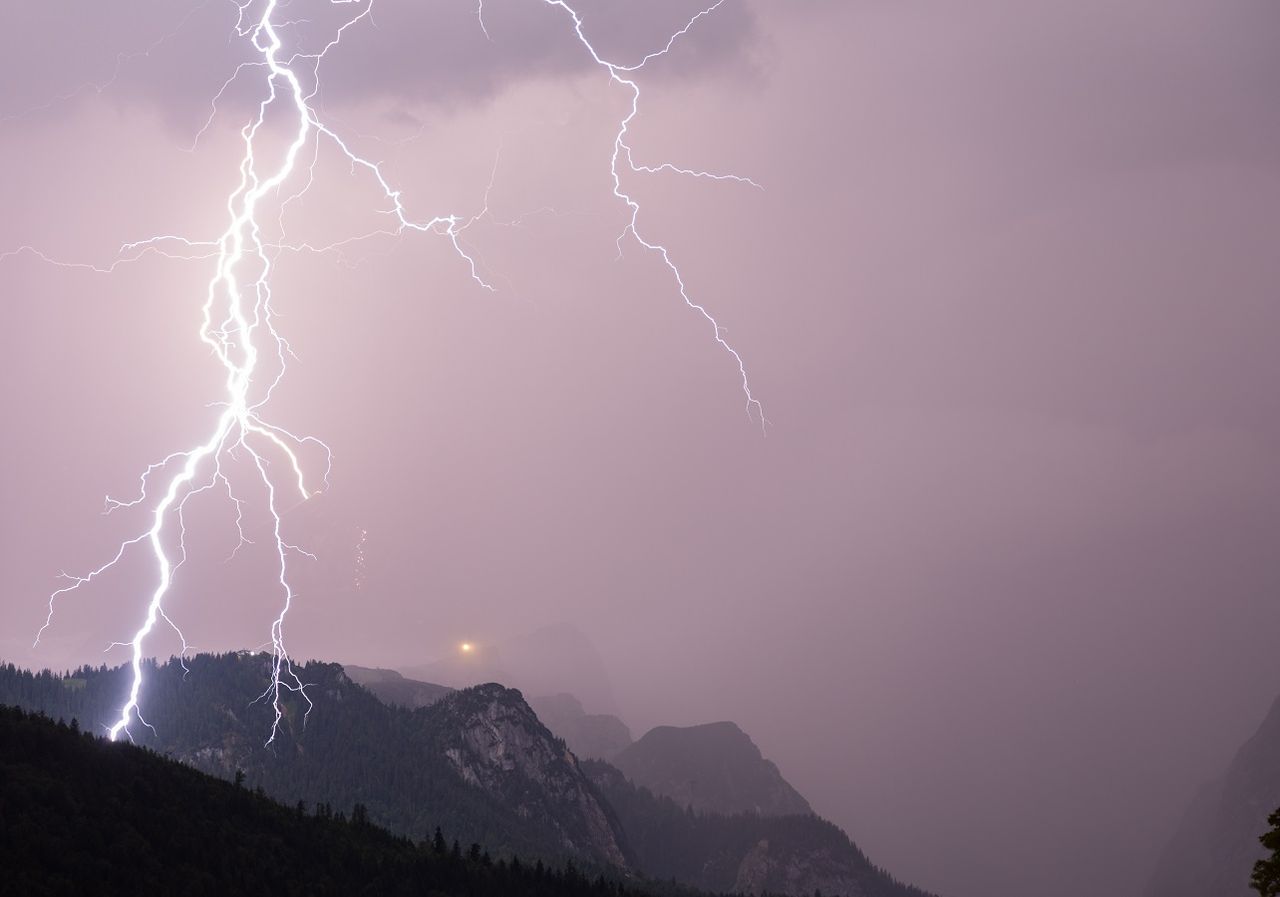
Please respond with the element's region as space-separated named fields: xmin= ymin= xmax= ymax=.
xmin=4 ymin=3 xmax=1280 ymax=897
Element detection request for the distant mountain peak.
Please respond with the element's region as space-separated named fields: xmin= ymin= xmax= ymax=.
xmin=613 ymin=720 xmax=813 ymax=817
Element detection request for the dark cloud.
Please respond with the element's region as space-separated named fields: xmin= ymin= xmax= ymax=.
xmin=0 ymin=0 xmax=760 ymax=128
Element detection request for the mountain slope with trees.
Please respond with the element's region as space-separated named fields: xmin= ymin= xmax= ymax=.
xmin=0 ymin=654 xmax=625 ymax=868
xmin=0 ymin=703 xmax=648 ymax=897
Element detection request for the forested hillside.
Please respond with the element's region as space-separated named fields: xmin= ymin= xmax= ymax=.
xmin=0 ymin=704 xmax=645 ymax=897
xmin=0 ymin=654 xmax=624 ymax=866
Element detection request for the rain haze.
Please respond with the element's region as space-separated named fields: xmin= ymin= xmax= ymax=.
xmin=3 ymin=3 xmax=1280 ymax=897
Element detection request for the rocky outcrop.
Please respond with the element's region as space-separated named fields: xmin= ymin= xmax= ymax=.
xmin=613 ymin=721 xmax=812 ymax=817
xmin=529 ymin=693 xmax=633 ymax=761
xmin=428 ymin=684 xmax=629 ymax=868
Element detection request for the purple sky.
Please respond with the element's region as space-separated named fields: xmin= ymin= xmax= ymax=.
xmin=4 ymin=3 xmax=1280 ymax=896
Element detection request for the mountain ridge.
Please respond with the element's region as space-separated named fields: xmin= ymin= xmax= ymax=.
xmin=0 ymin=702 xmax=684 ymax=897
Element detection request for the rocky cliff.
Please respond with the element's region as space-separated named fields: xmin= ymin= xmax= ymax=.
xmin=428 ymin=683 xmax=629 ymax=867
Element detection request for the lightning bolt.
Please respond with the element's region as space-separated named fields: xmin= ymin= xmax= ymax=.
xmin=20 ymin=0 xmax=763 ymax=744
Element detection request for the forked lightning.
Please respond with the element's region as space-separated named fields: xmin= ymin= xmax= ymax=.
xmin=13 ymin=0 xmax=763 ymax=743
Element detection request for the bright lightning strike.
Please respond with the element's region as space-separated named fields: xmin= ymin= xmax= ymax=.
xmin=20 ymin=0 xmax=763 ymax=744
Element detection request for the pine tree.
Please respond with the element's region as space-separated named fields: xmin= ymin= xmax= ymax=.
xmin=1252 ymin=809 xmax=1280 ymax=895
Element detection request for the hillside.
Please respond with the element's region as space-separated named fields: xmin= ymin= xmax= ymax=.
xmin=0 ymin=703 xmax=643 ymax=897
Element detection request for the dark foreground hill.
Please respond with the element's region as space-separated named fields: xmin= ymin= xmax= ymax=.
xmin=0 ymin=703 xmax=643 ymax=897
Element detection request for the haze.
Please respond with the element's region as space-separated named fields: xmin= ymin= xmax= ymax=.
xmin=3 ymin=3 xmax=1280 ymax=897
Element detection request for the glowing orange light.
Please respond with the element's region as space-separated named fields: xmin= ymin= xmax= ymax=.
xmin=460 ymin=642 xmax=474 ymax=654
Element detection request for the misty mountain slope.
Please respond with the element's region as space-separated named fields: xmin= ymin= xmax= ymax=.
xmin=586 ymin=761 xmax=935 ymax=897
xmin=0 ymin=654 xmax=627 ymax=868
xmin=1145 ymin=692 xmax=1280 ymax=897
xmin=344 ymin=664 xmax=455 ymax=709
xmin=0 ymin=703 xmax=654 ymax=897
xmin=530 ymin=692 xmax=634 ymax=761
xmin=613 ymin=721 xmax=812 ymax=817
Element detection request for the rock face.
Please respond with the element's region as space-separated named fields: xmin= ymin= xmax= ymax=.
xmin=613 ymin=721 xmax=812 ymax=817
xmin=343 ymin=664 xmax=454 ymax=709
xmin=529 ymin=693 xmax=633 ymax=761
xmin=428 ymin=684 xmax=629 ymax=868
xmin=1146 ymin=693 xmax=1280 ymax=897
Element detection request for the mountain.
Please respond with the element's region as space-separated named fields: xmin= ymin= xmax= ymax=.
xmin=353 ymin=667 xmax=937 ymax=896
xmin=1145 ymin=692 xmax=1280 ymax=897
xmin=344 ymin=664 xmax=454 ymax=709
xmin=612 ymin=722 xmax=812 ymax=817
xmin=586 ymin=761 xmax=934 ymax=897
xmin=0 ymin=654 xmax=628 ymax=869
xmin=1 ymin=655 xmax=940 ymax=897
xmin=0 ymin=702 xmax=659 ymax=897
xmin=529 ymin=693 xmax=634 ymax=761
